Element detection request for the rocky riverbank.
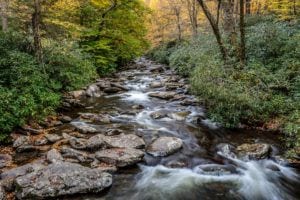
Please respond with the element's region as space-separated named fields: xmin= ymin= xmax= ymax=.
xmin=0 ymin=58 xmax=299 ymax=200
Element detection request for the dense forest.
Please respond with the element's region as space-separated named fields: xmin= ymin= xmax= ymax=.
xmin=0 ymin=0 xmax=149 ymax=140
xmin=146 ymin=0 xmax=300 ymax=157
xmin=0 ymin=0 xmax=299 ymax=199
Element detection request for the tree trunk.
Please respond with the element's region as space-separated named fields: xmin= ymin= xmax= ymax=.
xmin=239 ymin=0 xmax=246 ymax=65
xmin=196 ymin=0 xmax=227 ymax=61
xmin=245 ymin=0 xmax=251 ymax=14
xmin=222 ymin=0 xmax=237 ymax=46
xmin=174 ymin=8 xmax=182 ymax=41
xmin=32 ymin=0 xmax=43 ymax=64
xmin=0 ymin=0 xmax=8 ymax=32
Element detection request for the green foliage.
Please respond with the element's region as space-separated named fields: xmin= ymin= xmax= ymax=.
xmin=43 ymin=40 xmax=97 ymax=91
xmin=80 ymin=0 xmax=150 ymax=74
xmin=0 ymin=31 xmax=97 ymax=142
xmin=148 ymin=17 xmax=300 ymax=156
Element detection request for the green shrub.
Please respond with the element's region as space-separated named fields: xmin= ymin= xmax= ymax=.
xmin=43 ymin=40 xmax=97 ymax=91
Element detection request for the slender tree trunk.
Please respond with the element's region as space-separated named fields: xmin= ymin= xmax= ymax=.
xmin=0 ymin=0 xmax=8 ymax=32
xmin=222 ymin=0 xmax=237 ymax=46
xmin=175 ymin=9 xmax=182 ymax=41
xmin=196 ymin=0 xmax=228 ymax=61
xmin=32 ymin=0 xmax=43 ymax=64
xmin=239 ymin=0 xmax=246 ymax=65
xmin=245 ymin=0 xmax=251 ymax=14
xmin=216 ymin=0 xmax=222 ymax=26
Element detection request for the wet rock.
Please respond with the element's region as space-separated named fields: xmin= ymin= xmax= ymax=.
xmin=60 ymin=147 xmax=94 ymax=163
xmin=47 ymin=149 xmax=64 ymax=163
xmin=60 ymin=115 xmax=72 ymax=123
xmin=69 ymin=137 xmax=88 ymax=150
xmin=180 ymin=98 xmax=198 ymax=106
xmin=111 ymin=82 xmax=129 ymax=91
xmin=0 ymin=162 xmax=46 ymax=190
xmin=237 ymin=143 xmax=271 ymax=159
xmin=21 ymin=126 xmax=43 ymax=134
xmin=0 ymin=154 xmax=12 ymax=169
xmin=148 ymin=92 xmax=176 ymax=100
xmin=105 ymin=129 xmax=123 ymax=136
xmin=150 ymin=82 xmax=164 ymax=88
xmin=165 ymin=83 xmax=184 ymax=90
xmin=34 ymin=137 xmax=49 ymax=146
xmin=150 ymin=110 xmax=168 ymax=119
xmin=64 ymin=98 xmax=84 ymax=108
xmin=149 ymin=65 xmax=164 ymax=73
xmin=79 ymin=113 xmax=111 ymax=124
xmin=71 ymin=122 xmax=98 ymax=134
xmin=104 ymin=87 xmax=122 ymax=94
xmin=216 ymin=143 xmax=237 ymax=159
xmin=0 ymin=185 xmax=5 ymax=200
xmin=86 ymin=84 xmax=102 ymax=97
xmin=69 ymin=90 xmax=85 ymax=99
xmin=95 ymin=148 xmax=144 ymax=167
xmin=13 ymin=136 xmax=29 ymax=148
xmin=91 ymin=160 xmax=118 ymax=172
xmin=194 ymin=164 xmax=237 ymax=176
xmin=86 ymin=134 xmax=106 ymax=150
xmin=168 ymin=111 xmax=191 ymax=121
xmin=45 ymin=134 xmax=63 ymax=143
xmin=132 ymin=104 xmax=144 ymax=109
xmin=104 ymin=134 xmax=145 ymax=149
xmin=147 ymin=137 xmax=183 ymax=157
xmin=15 ymin=162 xmax=112 ymax=199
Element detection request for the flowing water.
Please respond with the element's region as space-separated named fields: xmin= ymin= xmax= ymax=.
xmin=65 ymin=58 xmax=299 ymax=200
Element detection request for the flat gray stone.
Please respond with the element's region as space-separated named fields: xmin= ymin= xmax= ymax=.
xmin=15 ymin=162 xmax=112 ymax=199
xmin=95 ymin=148 xmax=144 ymax=167
xmin=104 ymin=134 xmax=145 ymax=149
xmin=147 ymin=137 xmax=183 ymax=157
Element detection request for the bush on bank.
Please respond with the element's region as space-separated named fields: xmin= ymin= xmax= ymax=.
xmin=0 ymin=31 xmax=97 ymax=142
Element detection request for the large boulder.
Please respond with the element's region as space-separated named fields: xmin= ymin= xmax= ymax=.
xmin=147 ymin=137 xmax=183 ymax=157
xmin=104 ymin=134 xmax=145 ymax=149
xmin=15 ymin=162 xmax=112 ymax=199
xmin=95 ymin=148 xmax=144 ymax=167
xmin=148 ymin=92 xmax=176 ymax=100
xmin=236 ymin=143 xmax=271 ymax=160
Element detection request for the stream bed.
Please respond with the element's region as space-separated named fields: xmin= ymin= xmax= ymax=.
xmin=1 ymin=58 xmax=299 ymax=200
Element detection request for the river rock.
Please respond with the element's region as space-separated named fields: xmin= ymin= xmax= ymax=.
xmin=80 ymin=113 xmax=111 ymax=124
xmin=71 ymin=122 xmax=98 ymax=133
xmin=194 ymin=164 xmax=237 ymax=176
xmin=69 ymin=90 xmax=85 ymax=99
xmin=132 ymin=104 xmax=144 ymax=109
xmin=60 ymin=115 xmax=72 ymax=123
xmin=47 ymin=149 xmax=64 ymax=163
xmin=215 ymin=143 xmax=237 ymax=159
xmin=34 ymin=137 xmax=49 ymax=146
xmin=104 ymin=134 xmax=145 ymax=149
xmin=237 ymin=143 xmax=271 ymax=159
xmin=148 ymin=92 xmax=176 ymax=100
xmin=13 ymin=136 xmax=29 ymax=148
xmin=111 ymin=82 xmax=129 ymax=91
xmin=60 ymin=147 xmax=93 ymax=163
xmin=1 ymin=162 xmax=46 ymax=191
xmin=0 ymin=185 xmax=5 ymax=200
xmin=86 ymin=134 xmax=106 ymax=150
xmin=15 ymin=162 xmax=112 ymax=199
xmin=95 ymin=148 xmax=144 ymax=167
xmin=168 ymin=111 xmax=191 ymax=121
xmin=104 ymin=87 xmax=122 ymax=94
xmin=150 ymin=82 xmax=164 ymax=88
xmin=0 ymin=154 xmax=12 ymax=169
xmin=150 ymin=110 xmax=168 ymax=119
xmin=86 ymin=84 xmax=102 ymax=97
xmin=69 ymin=137 xmax=88 ymax=150
xmin=149 ymin=65 xmax=164 ymax=73
xmin=45 ymin=134 xmax=63 ymax=143
xmin=147 ymin=137 xmax=183 ymax=157
xmin=105 ymin=129 xmax=123 ymax=136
